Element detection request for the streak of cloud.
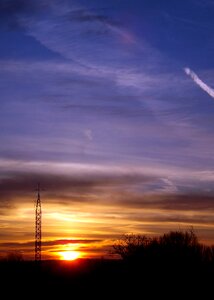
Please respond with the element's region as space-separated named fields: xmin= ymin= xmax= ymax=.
xmin=184 ymin=67 xmax=214 ymax=99
xmin=0 ymin=239 xmax=101 ymax=248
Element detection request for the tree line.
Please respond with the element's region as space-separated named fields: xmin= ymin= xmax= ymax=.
xmin=113 ymin=229 xmax=214 ymax=267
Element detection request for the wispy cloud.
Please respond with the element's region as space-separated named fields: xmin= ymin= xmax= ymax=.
xmin=184 ymin=67 xmax=214 ymax=99
xmin=0 ymin=238 xmax=101 ymax=248
xmin=1 ymin=158 xmax=214 ymax=211
xmin=67 ymin=8 xmax=119 ymax=26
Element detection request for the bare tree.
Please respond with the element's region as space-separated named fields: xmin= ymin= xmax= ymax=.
xmin=113 ymin=234 xmax=152 ymax=259
xmin=112 ymin=229 xmax=203 ymax=262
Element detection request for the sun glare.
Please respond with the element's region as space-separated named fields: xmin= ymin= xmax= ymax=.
xmin=60 ymin=251 xmax=80 ymax=261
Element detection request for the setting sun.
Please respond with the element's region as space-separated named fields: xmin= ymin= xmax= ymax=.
xmin=59 ymin=251 xmax=80 ymax=261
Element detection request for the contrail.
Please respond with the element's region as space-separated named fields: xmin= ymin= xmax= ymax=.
xmin=184 ymin=67 xmax=214 ymax=99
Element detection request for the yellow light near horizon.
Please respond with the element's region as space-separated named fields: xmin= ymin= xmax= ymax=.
xmin=60 ymin=251 xmax=80 ymax=261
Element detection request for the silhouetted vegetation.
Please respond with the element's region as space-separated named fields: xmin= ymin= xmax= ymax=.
xmin=113 ymin=229 xmax=214 ymax=265
xmin=0 ymin=230 xmax=213 ymax=298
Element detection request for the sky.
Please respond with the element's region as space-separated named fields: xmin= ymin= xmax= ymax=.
xmin=0 ymin=0 xmax=214 ymax=260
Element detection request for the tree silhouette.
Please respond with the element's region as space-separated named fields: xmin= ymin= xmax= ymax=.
xmin=113 ymin=233 xmax=152 ymax=260
xmin=112 ymin=229 xmax=211 ymax=266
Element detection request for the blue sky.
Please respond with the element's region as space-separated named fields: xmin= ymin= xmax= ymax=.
xmin=0 ymin=0 xmax=214 ymax=258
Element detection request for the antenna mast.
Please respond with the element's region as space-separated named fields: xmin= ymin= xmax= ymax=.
xmin=35 ymin=183 xmax=42 ymax=261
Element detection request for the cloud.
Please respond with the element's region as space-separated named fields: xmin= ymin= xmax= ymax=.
xmin=67 ymin=8 xmax=118 ymax=26
xmin=1 ymin=159 xmax=214 ymax=213
xmin=84 ymin=129 xmax=93 ymax=141
xmin=8 ymin=0 xmax=163 ymax=77
xmin=117 ymin=192 xmax=214 ymax=211
xmin=0 ymin=165 xmax=156 ymax=206
xmin=0 ymin=238 xmax=101 ymax=248
xmin=184 ymin=67 xmax=214 ymax=99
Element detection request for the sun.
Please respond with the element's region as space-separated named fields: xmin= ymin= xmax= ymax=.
xmin=60 ymin=251 xmax=80 ymax=261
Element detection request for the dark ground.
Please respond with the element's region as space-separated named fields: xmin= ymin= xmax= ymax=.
xmin=0 ymin=258 xmax=213 ymax=298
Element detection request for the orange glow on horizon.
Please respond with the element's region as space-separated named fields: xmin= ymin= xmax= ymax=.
xmin=59 ymin=250 xmax=81 ymax=261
